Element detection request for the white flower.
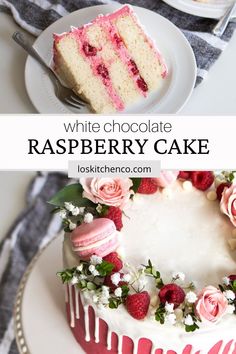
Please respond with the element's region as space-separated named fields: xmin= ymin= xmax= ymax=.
xmin=79 ymin=207 xmax=85 ymax=214
xmin=71 ymin=276 xmax=79 ymax=285
xmin=58 ymin=210 xmax=67 ymax=219
xmin=227 ymin=304 xmax=235 ymax=314
xmin=222 ymin=277 xmax=230 ymax=286
xmin=72 ymin=207 xmax=80 ymax=216
xmin=92 ymin=295 xmax=99 ymax=303
xmin=122 ymin=274 xmax=131 ymax=283
xmin=172 ymin=272 xmax=185 ymax=282
xmin=111 ymin=272 xmax=121 ymax=286
xmin=69 ymin=221 xmax=77 ymax=231
xmin=90 ymin=255 xmax=103 ymax=266
xmin=186 ymin=291 xmax=197 ymax=304
xmin=101 ymin=285 xmax=110 ymax=296
xmin=114 ymin=287 xmax=122 ymax=297
xmin=64 ymin=202 xmax=75 ymax=212
xmin=99 ymin=286 xmax=110 ymax=305
xmin=76 ymin=264 xmax=83 ymax=272
xmin=166 ymin=313 xmax=176 ymax=325
xmin=84 ymin=213 xmax=94 ymax=223
xmin=223 ymin=290 xmax=236 ymax=301
xmin=96 ymin=204 xmax=103 ymax=214
xmin=92 ymin=269 xmax=99 ymax=277
xmin=89 ymin=264 xmax=95 ymax=272
xmin=78 ymin=274 xmax=86 ymax=281
xmin=165 ymin=302 xmax=174 ymax=313
xmin=184 ymin=314 xmax=194 ymax=326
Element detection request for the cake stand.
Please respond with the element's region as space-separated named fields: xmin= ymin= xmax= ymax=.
xmin=14 ymin=234 xmax=84 ymax=354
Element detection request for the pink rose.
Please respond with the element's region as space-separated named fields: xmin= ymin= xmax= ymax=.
xmin=80 ymin=178 xmax=133 ymax=209
xmin=220 ymin=184 xmax=236 ymax=227
xmin=195 ymin=286 xmax=228 ymax=323
xmin=155 ymin=171 xmax=179 ymax=188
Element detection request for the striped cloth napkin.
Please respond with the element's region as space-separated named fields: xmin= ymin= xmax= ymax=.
xmin=0 ymin=173 xmax=68 ymax=354
xmin=0 ymin=0 xmax=236 ymax=84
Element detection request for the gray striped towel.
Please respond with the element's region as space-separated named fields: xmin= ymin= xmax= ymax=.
xmin=0 ymin=173 xmax=68 ymax=354
xmin=0 ymin=0 xmax=236 ymax=84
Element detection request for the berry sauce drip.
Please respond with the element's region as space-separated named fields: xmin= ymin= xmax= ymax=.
xmin=137 ymin=77 xmax=148 ymax=92
xmin=82 ymin=42 xmax=97 ymax=56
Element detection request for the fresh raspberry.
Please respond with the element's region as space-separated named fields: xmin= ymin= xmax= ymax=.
xmin=216 ymin=182 xmax=231 ymax=201
xmin=191 ymin=171 xmax=214 ymax=191
xmin=97 ymin=64 xmax=109 ymax=80
xmin=129 ymin=60 xmax=139 ymax=76
xmin=229 ymin=275 xmax=236 ymax=282
xmin=103 ymin=252 xmax=123 ymax=272
xmin=126 ymin=291 xmax=150 ymax=320
xmin=104 ymin=272 xmax=127 ymax=292
xmin=137 ymin=77 xmax=148 ymax=92
xmin=104 ymin=207 xmax=123 ymax=231
xmin=82 ymin=42 xmax=97 ymax=56
xmin=158 ymin=284 xmax=185 ymax=309
xmin=178 ymin=171 xmax=192 ymax=180
xmin=137 ymin=178 xmax=158 ymax=194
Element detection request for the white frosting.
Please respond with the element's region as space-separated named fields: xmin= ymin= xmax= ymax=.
xmin=63 ymin=181 xmax=236 ymax=352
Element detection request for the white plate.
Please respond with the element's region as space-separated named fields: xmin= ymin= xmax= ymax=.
xmin=25 ymin=4 xmax=196 ymax=114
xmin=162 ymin=0 xmax=235 ymax=19
xmin=14 ymin=234 xmax=85 ymax=354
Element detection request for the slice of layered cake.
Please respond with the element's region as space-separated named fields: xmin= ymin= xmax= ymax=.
xmin=53 ymin=5 xmax=167 ymax=113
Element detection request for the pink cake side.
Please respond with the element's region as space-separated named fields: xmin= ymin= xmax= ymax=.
xmin=66 ymin=285 xmax=236 ymax=354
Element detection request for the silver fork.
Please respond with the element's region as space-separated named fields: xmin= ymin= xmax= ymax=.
xmin=12 ymin=31 xmax=87 ymax=110
xmin=212 ymin=1 xmax=236 ymax=37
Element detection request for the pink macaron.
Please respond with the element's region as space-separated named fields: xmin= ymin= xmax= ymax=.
xmin=155 ymin=171 xmax=179 ymax=188
xmin=70 ymin=218 xmax=120 ymax=260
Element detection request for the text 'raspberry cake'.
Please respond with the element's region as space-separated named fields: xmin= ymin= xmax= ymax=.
xmin=53 ymin=5 xmax=167 ymax=113
xmin=51 ymin=172 xmax=236 ymax=354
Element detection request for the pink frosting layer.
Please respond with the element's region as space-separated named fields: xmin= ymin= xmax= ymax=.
xmin=66 ymin=286 xmax=236 ymax=354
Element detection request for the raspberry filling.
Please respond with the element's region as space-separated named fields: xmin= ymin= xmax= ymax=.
xmin=137 ymin=77 xmax=148 ymax=92
xmin=97 ymin=64 xmax=109 ymax=81
xmin=129 ymin=59 xmax=139 ymax=76
xmin=82 ymin=42 xmax=97 ymax=56
xmin=113 ymin=33 xmax=123 ymax=48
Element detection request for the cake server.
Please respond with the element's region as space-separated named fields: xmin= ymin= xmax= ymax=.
xmin=212 ymin=0 xmax=236 ymax=37
xmin=12 ymin=31 xmax=87 ymax=110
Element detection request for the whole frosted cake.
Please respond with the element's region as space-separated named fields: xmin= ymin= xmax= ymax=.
xmin=53 ymin=5 xmax=167 ymax=113
xmin=51 ymin=171 xmax=236 ymax=353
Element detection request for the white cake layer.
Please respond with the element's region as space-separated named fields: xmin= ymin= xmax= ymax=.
xmin=63 ymin=181 xmax=236 ymax=352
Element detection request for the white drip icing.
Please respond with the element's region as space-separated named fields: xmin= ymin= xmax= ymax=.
xmin=221 ymin=340 xmax=236 ymax=354
xmin=84 ymin=304 xmax=90 ymax=342
xmin=75 ymin=287 xmax=80 ymax=319
xmin=217 ymin=342 xmax=224 ymax=354
xmin=68 ymin=284 xmax=75 ymax=328
xmin=94 ymin=316 xmax=100 ymax=343
xmin=150 ymin=346 xmax=156 ymax=354
xmin=133 ymin=338 xmax=139 ymax=354
xmin=107 ymin=329 xmax=112 ymax=350
xmin=117 ymin=334 xmax=123 ymax=354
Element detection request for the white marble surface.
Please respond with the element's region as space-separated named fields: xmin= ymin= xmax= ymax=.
xmin=0 ymin=172 xmax=35 ymax=242
xmin=0 ymin=12 xmax=236 ymax=115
